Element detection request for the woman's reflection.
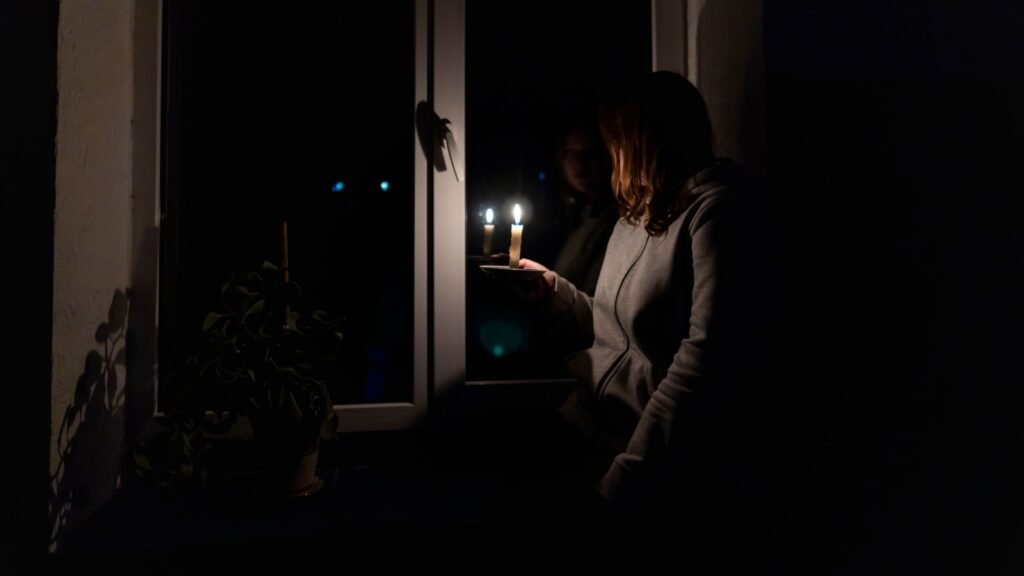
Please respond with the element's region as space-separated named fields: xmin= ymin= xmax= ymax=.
xmin=550 ymin=115 xmax=618 ymax=297
xmin=466 ymin=102 xmax=620 ymax=379
xmin=531 ymin=111 xmax=619 ymax=360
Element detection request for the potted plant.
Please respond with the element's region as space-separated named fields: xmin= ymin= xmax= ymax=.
xmin=136 ymin=239 xmax=342 ymax=496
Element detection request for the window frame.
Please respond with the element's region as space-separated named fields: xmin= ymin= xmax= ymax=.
xmin=330 ymin=0 xmax=432 ymax=431
xmin=155 ymin=0 xmax=431 ymax=431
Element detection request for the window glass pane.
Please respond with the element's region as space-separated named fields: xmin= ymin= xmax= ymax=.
xmin=160 ymin=1 xmax=415 ymax=406
xmin=466 ymin=1 xmax=651 ymax=381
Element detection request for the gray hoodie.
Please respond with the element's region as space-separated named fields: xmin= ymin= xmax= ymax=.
xmin=547 ymin=161 xmax=758 ymax=503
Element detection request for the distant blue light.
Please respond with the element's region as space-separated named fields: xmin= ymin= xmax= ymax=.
xmin=537 ymin=171 xmax=547 ymax=182
xmin=332 ymin=181 xmax=345 ymax=192
xmin=379 ymin=180 xmax=390 ymax=192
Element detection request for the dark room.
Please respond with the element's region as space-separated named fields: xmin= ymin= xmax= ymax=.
xmin=6 ymin=0 xmax=1024 ymax=571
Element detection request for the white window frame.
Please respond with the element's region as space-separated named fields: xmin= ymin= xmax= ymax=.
xmin=432 ymin=0 xmax=467 ymax=402
xmin=334 ymin=0 xmax=431 ymax=431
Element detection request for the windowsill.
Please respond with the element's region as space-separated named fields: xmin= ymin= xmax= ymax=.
xmin=59 ymin=408 xmax=583 ymax=554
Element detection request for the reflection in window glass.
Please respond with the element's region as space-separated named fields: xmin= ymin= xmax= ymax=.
xmin=466 ymin=1 xmax=651 ymax=381
xmin=160 ymin=1 xmax=415 ymax=406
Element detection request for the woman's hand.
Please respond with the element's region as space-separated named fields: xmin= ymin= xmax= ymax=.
xmin=516 ymin=258 xmax=556 ymax=303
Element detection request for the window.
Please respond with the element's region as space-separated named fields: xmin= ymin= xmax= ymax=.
xmin=157 ymin=0 xmax=685 ymax=429
xmin=159 ymin=0 xmax=428 ymax=429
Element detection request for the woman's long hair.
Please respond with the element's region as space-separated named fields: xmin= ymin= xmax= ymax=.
xmin=600 ymin=72 xmax=714 ymax=236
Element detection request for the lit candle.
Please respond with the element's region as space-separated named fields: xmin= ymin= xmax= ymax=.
xmin=509 ymin=203 xmax=523 ymax=269
xmin=482 ymin=208 xmax=495 ymax=257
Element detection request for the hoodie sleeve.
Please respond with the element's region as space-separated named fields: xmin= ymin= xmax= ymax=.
xmin=599 ymin=192 xmax=746 ymax=504
xmin=547 ymin=272 xmax=595 ymax=346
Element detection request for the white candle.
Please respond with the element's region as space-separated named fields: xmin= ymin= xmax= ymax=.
xmin=509 ymin=203 xmax=523 ymax=268
xmin=482 ymin=208 xmax=495 ymax=257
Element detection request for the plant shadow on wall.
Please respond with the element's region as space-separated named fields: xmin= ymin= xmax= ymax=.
xmin=49 ymin=290 xmax=129 ymax=551
xmin=134 ymin=260 xmax=342 ymax=498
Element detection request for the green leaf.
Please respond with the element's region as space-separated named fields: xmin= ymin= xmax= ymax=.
xmin=227 ymin=285 xmax=254 ymax=297
xmin=287 ymin=391 xmax=303 ymax=423
xmin=202 ymin=312 xmax=225 ymax=332
xmin=261 ymin=260 xmax=279 ymax=271
xmin=197 ymin=356 xmax=220 ymax=377
xmin=94 ymin=322 xmax=111 ymax=343
xmin=204 ymin=412 xmax=237 ymax=435
xmin=245 ymin=299 xmax=266 ymax=318
xmin=135 ymin=453 xmax=153 ymax=471
xmin=273 ymin=364 xmax=300 ymax=378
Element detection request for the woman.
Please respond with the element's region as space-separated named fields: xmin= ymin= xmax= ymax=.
xmin=519 ymin=72 xmax=768 ymax=524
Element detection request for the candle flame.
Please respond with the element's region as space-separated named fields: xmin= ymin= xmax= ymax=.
xmin=513 ymin=203 xmax=522 ymax=225
xmin=485 ymin=208 xmax=494 ymax=224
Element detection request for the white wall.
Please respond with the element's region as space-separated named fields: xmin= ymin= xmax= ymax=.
xmin=657 ymin=0 xmax=764 ymax=181
xmin=49 ymin=0 xmax=160 ymax=551
xmin=687 ymin=0 xmax=706 ymax=85
xmin=696 ymin=0 xmax=764 ymax=182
